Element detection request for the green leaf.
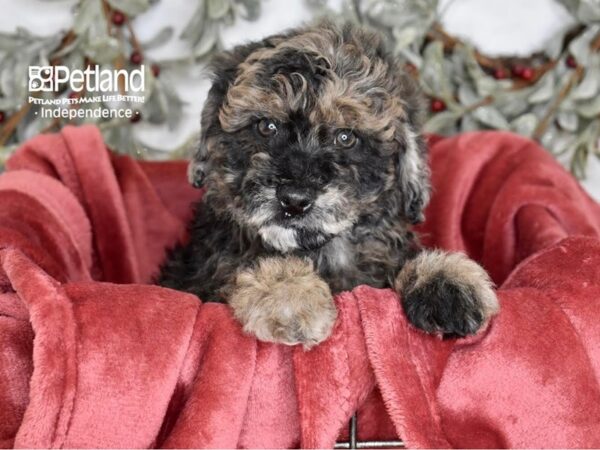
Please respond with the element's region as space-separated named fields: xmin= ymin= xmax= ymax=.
xmin=83 ymin=36 xmax=121 ymax=64
xmin=572 ymin=65 xmax=600 ymax=100
xmin=424 ymin=111 xmax=460 ymax=134
xmin=140 ymin=26 xmax=174 ymax=50
xmin=577 ymin=95 xmax=600 ymax=117
xmin=73 ymin=0 xmax=104 ymax=35
xmin=528 ymin=72 xmax=555 ymax=104
xmin=557 ymin=110 xmax=579 ymax=132
xmin=577 ymin=0 xmax=600 ymax=23
xmin=180 ymin=0 xmax=207 ymax=46
xmin=208 ymin=0 xmax=231 ymax=19
xmin=510 ymin=113 xmax=539 ymax=137
xmin=392 ymin=26 xmax=419 ymax=51
xmin=107 ymin=0 xmax=151 ymax=16
xmin=568 ymin=24 xmax=600 ymax=65
xmin=462 ymin=46 xmax=497 ymax=96
xmin=235 ymin=0 xmax=261 ymax=21
xmin=460 ymin=114 xmax=479 ymax=132
xmin=421 ymin=41 xmax=452 ymax=99
xmin=192 ymin=22 xmax=219 ymax=58
xmin=457 ymin=83 xmax=478 ymax=106
xmin=473 ymin=105 xmax=510 ymax=129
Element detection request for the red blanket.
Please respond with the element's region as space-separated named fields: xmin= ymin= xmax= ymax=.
xmin=1 ymin=126 xmax=600 ymax=448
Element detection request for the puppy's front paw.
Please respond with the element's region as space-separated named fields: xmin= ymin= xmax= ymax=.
xmin=229 ymin=256 xmax=337 ymax=349
xmin=395 ymin=251 xmax=499 ymax=337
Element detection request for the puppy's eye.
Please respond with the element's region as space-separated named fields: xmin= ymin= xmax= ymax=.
xmin=257 ymin=118 xmax=278 ymax=137
xmin=335 ymin=129 xmax=357 ymax=148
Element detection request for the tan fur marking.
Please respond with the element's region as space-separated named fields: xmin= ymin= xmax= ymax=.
xmin=229 ymin=256 xmax=337 ymax=348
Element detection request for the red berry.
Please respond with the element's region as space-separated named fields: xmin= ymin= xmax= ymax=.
xmin=130 ymin=110 xmax=142 ymax=123
xmin=130 ymin=51 xmax=143 ymax=65
xmin=430 ymin=98 xmax=446 ymax=113
xmin=0 ymin=111 xmax=5 ymax=123
xmin=151 ymin=64 xmax=160 ymax=77
xmin=111 ymin=11 xmax=126 ymax=26
xmin=493 ymin=67 xmax=508 ymax=80
xmin=566 ymin=55 xmax=577 ymax=69
xmin=521 ymin=67 xmax=535 ymax=81
xmin=512 ymin=64 xmax=525 ymax=77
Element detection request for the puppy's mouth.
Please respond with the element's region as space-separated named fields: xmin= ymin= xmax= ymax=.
xmin=258 ymin=224 xmax=332 ymax=252
xmin=245 ymin=185 xmax=355 ymax=253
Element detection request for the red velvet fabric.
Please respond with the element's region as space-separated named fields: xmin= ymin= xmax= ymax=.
xmin=1 ymin=125 xmax=599 ymax=448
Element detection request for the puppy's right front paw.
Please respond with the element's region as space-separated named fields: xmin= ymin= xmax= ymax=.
xmin=229 ymin=257 xmax=337 ymax=349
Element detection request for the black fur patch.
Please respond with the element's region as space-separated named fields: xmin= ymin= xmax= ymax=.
xmin=400 ymin=274 xmax=485 ymax=337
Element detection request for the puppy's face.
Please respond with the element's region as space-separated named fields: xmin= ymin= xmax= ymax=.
xmin=191 ymin=23 xmax=429 ymax=253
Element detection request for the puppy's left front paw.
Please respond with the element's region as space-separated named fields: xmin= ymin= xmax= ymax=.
xmin=395 ymin=251 xmax=499 ymax=337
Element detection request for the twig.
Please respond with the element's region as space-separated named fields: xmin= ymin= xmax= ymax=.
xmin=0 ymin=103 xmax=32 ymax=146
xmin=0 ymin=27 xmax=77 ymax=145
xmin=463 ymin=95 xmax=494 ymax=113
xmin=40 ymin=117 xmax=62 ymax=134
xmin=532 ymin=66 xmax=584 ymax=141
xmin=126 ymin=19 xmax=143 ymax=54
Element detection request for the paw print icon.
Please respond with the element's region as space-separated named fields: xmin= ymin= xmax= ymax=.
xmin=29 ymin=66 xmax=54 ymax=92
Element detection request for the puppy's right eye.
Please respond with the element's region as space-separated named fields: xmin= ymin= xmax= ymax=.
xmin=257 ymin=118 xmax=278 ymax=137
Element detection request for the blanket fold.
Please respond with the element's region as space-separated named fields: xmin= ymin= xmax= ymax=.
xmin=1 ymin=125 xmax=600 ymax=448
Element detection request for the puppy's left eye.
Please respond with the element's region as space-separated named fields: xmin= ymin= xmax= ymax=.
xmin=257 ymin=118 xmax=278 ymax=137
xmin=335 ymin=129 xmax=357 ymax=148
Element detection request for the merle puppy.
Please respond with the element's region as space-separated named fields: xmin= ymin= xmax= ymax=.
xmin=159 ymin=22 xmax=498 ymax=348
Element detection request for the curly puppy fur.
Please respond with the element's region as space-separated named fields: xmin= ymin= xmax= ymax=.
xmin=158 ymin=21 xmax=499 ymax=347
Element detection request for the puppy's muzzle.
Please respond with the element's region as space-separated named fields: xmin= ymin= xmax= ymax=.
xmin=277 ymin=185 xmax=315 ymax=218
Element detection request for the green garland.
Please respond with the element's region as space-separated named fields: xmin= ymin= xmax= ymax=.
xmin=0 ymin=0 xmax=599 ymax=178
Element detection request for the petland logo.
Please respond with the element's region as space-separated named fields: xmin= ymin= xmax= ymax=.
xmin=29 ymin=65 xmax=145 ymax=93
xmin=28 ymin=65 xmax=145 ymax=120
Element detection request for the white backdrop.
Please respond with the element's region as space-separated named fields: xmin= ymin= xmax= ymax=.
xmin=1 ymin=0 xmax=598 ymax=199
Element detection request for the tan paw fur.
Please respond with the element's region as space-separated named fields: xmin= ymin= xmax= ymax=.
xmin=229 ymin=256 xmax=337 ymax=349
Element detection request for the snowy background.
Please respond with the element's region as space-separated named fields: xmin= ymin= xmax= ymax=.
xmin=1 ymin=0 xmax=598 ymax=199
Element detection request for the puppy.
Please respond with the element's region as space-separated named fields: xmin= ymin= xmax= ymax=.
xmin=158 ymin=21 xmax=499 ymax=348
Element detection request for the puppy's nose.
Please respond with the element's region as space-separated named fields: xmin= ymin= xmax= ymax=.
xmin=277 ymin=185 xmax=315 ymax=217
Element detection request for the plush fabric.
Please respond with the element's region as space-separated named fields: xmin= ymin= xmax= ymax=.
xmin=1 ymin=125 xmax=599 ymax=449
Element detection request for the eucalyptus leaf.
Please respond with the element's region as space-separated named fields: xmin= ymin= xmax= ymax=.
xmin=568 ymin=24 xmax=600 ymax=64
xmin=528 ymin=72 xmax=555 ymax=104
xmin=462 ymin=46 xmax=497 ymax=96
xmin=235 ymin=0 xmax=261 ymax=20
xmin=577 ymin=0 xmax=600 ymax=23
xmin=557 ymin=110 xmax=579 ymax=132
xmin=424 ymin=111 xmax=460 ymax=134
xmin=510 ymin=113 xmax=539 ymax=137
xmin=140 ymin=27 xmax=174 ymax=50
xmin=577 ymin=95 xmax=600 ymax=117
xmin=192 ymin=22 xmax=219 ymax=58
xmin=73 ymin=0 xmax=104 ymax=35
xmin=392 ymin=26 xmax=419 ymax=51
xmin=571 ymin=65 xmax=600 ymax=100
xmin=472 ymin=105 xmax=510 ymax=129
xmin=180 ymin=0 xmax=207 ymax=46
xmin=83 ymin=36 xmax=121 ymax=64
xmin=421 ymin=41 xmax=452 ymax=99
xmin=107 ymin=0 xmax=151 ymax=16
xmin=208 ymin=0 xmax=231 ymax=19
xmin=460 ymin=113 xmax=480 ymax=132
xmin=457 ymin=83 xmax=478 ymax=106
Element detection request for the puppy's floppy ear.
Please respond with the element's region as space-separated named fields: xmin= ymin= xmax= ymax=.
xmin=395 ymin=73 xmax=431 ymax=224
xmin=188 ymin=41 xmax=266 ymax=188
